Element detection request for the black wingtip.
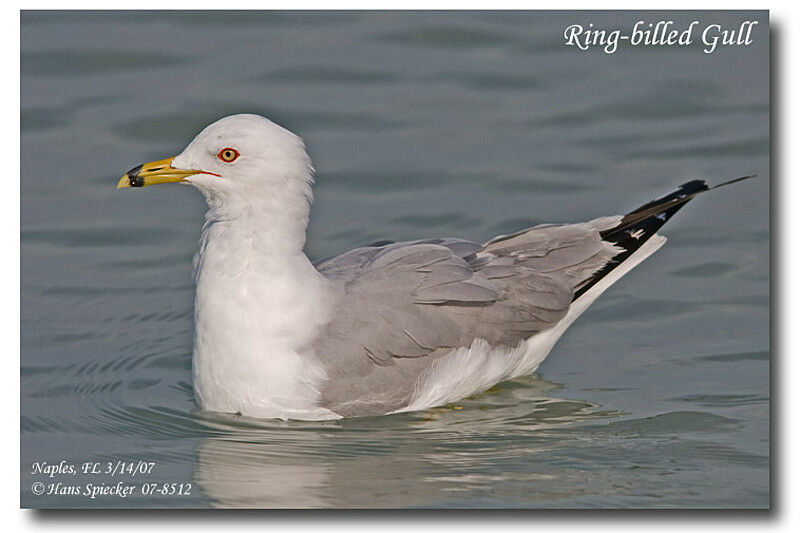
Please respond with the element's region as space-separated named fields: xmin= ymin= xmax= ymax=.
xmin=709 ymin=174 xmax=757 ymax=190
xmin=620 ymin=179 xmax=707 ymax=222
xmin=679 ymin=179 xmax=709 ymax=194
xmin=573 ymin=176 xmax=752 ymax=301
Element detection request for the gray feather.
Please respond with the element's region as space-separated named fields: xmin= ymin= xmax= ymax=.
xmin=312 ymin=216 xmax=621 ymax=417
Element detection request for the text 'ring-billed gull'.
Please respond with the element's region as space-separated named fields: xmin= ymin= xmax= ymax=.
xmin=117 ymin=114 xmax=752 ymax=421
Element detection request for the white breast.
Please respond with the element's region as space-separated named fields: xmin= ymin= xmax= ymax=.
xmin=191 ymin=220 xmax=340 ymax=421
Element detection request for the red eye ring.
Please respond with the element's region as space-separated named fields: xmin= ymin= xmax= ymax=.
xmin=217 ymin=147 xmax=240 ymax=163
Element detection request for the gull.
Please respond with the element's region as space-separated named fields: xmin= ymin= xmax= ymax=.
xmin=117 ymin=114 xmax=751 ymax=420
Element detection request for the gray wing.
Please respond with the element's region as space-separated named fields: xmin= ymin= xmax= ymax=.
xmin=312 ymin=219 xmax=621 ymax=417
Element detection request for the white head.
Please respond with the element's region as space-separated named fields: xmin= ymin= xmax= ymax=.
xmin=117 ymin=114 xmax=315 ymax=219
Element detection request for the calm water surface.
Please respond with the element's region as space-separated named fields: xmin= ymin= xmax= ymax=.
xmin=21 ymin=11 xmax=769 ymax=508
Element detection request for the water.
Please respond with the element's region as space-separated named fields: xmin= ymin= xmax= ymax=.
xmin=20 ymin=11 xmax=769 ymax=508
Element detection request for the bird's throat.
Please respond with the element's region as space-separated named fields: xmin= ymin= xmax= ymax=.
xmin=190 ymin=213 xmax=336 ymax=419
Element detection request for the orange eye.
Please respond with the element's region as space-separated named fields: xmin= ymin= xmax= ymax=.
xmin=217 ymin=147 xmax=240 ymax=163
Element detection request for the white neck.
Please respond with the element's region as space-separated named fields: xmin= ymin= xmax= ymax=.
xmin=190 ymin=184 xmax=338 ymax=420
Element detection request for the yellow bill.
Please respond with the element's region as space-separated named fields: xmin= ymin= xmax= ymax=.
xmin=117 ymin=157 xmax=202 ymax=189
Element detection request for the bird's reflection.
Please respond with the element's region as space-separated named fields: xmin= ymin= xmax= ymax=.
xmin=191 ymin=374 xmax=623 ymax=508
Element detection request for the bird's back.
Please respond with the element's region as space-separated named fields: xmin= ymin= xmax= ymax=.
xmin=311 ymin=181 xmax=714 ymax=417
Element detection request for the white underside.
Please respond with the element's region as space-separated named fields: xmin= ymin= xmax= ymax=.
xmin=398 ymin=234 xmax=667 ymax=414
xmin=196 ymin=233 xmax=666 ymax=421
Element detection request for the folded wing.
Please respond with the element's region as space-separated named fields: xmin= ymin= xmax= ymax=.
xmin=313 ymin=222 xmax=620 ymax=417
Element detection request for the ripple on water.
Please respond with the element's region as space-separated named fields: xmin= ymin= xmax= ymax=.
xmin=535 ymin=82 xmax=767 ymax=128
xmin=257 ymin=66 xmax=399 ymax=85
xmin=21 ymin=96 xmax=120 ymax=133
xmin=579 ymin=411 xmax=742 ymax=436
xmin=23 ymin=227 xmax=184 ymax=249
xmin=676 ymin=394 xmax=768 ymax=408
xmin=670 ymin=261 xmax=738 ymax=278
xmin=113 ymin=105 xmax=403 ymax=145
xmin=377 ymin=26 xmax=511 ymax=49
xmin=21 ymin=50 xmax=187 ymax=76
xmin=584 ymin=296 xmax=705 ymax=323
xmin=698 ymin=350 xmax=769 ymax=363
xmin=436 ymin=72 xmax=547 ymax=91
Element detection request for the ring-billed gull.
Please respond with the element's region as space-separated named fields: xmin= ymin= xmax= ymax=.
xmin=117 ymin=113 xmax=751 ymax=420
